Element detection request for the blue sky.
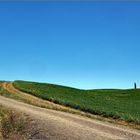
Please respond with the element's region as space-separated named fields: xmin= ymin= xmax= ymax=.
xmin=0 ymin=1 xmax=140 ymax=89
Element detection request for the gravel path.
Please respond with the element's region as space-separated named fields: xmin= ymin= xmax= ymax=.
xmin=0 ymin=95 xmax=140 ymax=140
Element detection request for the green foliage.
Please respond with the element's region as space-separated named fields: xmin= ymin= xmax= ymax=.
xmin=13 ymin=80 xmax=140 ymax=124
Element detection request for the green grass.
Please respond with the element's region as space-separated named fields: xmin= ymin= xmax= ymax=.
xmin=13 ymin=80 xmax=140 ymax=124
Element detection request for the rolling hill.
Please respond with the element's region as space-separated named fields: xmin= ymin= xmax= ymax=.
xmin=13 ymin=80 xmax=140 ymax=124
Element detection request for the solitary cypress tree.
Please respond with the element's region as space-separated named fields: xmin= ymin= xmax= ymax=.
xmin=134 ymin=83 xmax=137 ymax=89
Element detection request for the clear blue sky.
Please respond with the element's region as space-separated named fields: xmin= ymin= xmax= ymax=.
xmin=0 ymin=1 xmax=140 ymax=89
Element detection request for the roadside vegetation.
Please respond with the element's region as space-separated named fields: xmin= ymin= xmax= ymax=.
xmin=0 ymin=105 xmax=27 ymax=140
xmin=13 ymin=80 xmax=140 ymax=124
xmin=0 ymin=83 xmax=84 ymax=114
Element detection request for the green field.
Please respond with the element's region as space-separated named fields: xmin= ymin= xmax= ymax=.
xmin=13 ymin=80 xmax=140 ymax=124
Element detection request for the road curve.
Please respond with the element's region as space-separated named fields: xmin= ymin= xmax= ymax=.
xmin=0 ymin=96 xmax=140 ymax=140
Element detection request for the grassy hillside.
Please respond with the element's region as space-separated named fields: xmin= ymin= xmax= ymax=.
xmin=13 ymin=80 xmax=140 ymax=124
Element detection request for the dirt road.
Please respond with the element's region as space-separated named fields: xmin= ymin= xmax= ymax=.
xmin=0 ymin=95 xmax=140 ymax=140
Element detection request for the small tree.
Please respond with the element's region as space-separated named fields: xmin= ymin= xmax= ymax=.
xmin=134 ymin=83 xmax=137 ymax=89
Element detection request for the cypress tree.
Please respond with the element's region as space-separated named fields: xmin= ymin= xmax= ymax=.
xmin=134 ymin=83 xmax=137 ymax=89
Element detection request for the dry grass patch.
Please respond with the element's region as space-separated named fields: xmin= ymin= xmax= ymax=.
xmin=0 ymin=105 xmax=27 ymax=139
